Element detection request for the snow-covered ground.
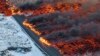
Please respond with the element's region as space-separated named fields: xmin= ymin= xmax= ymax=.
xmin=0 ymin=14 xmax=45 ymax=56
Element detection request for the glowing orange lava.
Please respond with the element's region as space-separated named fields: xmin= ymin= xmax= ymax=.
xmin=53 ymin=36 xmax=100 ymax=55
xmin=23 ymin=19 xmax=41 ymax=35
xmin=39 ymin=37 xmax=51 ymax=46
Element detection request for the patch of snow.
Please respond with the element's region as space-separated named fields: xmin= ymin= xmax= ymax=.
xmin=0 ymin=14 xmax=45 ymax=56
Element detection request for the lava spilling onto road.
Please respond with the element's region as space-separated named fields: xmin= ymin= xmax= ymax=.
xmin=0 ymin=0 xmax=100 ymax=56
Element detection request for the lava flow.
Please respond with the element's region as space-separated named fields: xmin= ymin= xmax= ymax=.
xmin=22 ymin=1 xmax=100 ymax=56
xmin=0 ymin=0 xmax=100 ymax=56
xmin=19 ymin=2 xmax=82 ymax=16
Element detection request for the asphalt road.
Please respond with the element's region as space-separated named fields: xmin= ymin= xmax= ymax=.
xmin=13 ymin=15 xmax=61 ymax=56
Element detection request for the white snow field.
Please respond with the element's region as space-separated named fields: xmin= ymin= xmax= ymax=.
xmin=0 ymin=14 xmax=45 ymax=56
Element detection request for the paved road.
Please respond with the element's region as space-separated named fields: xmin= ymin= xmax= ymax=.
xmin=13 ymin=15 xmax=61 ymax=56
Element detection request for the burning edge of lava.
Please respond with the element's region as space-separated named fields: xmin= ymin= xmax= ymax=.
xmin=23 ymin=19 xmax=51 ymax=46
xmin=39 ymin=37 xmax=51 ymax=46
xmin=23 ymin=19 xmax=41 ymax=35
